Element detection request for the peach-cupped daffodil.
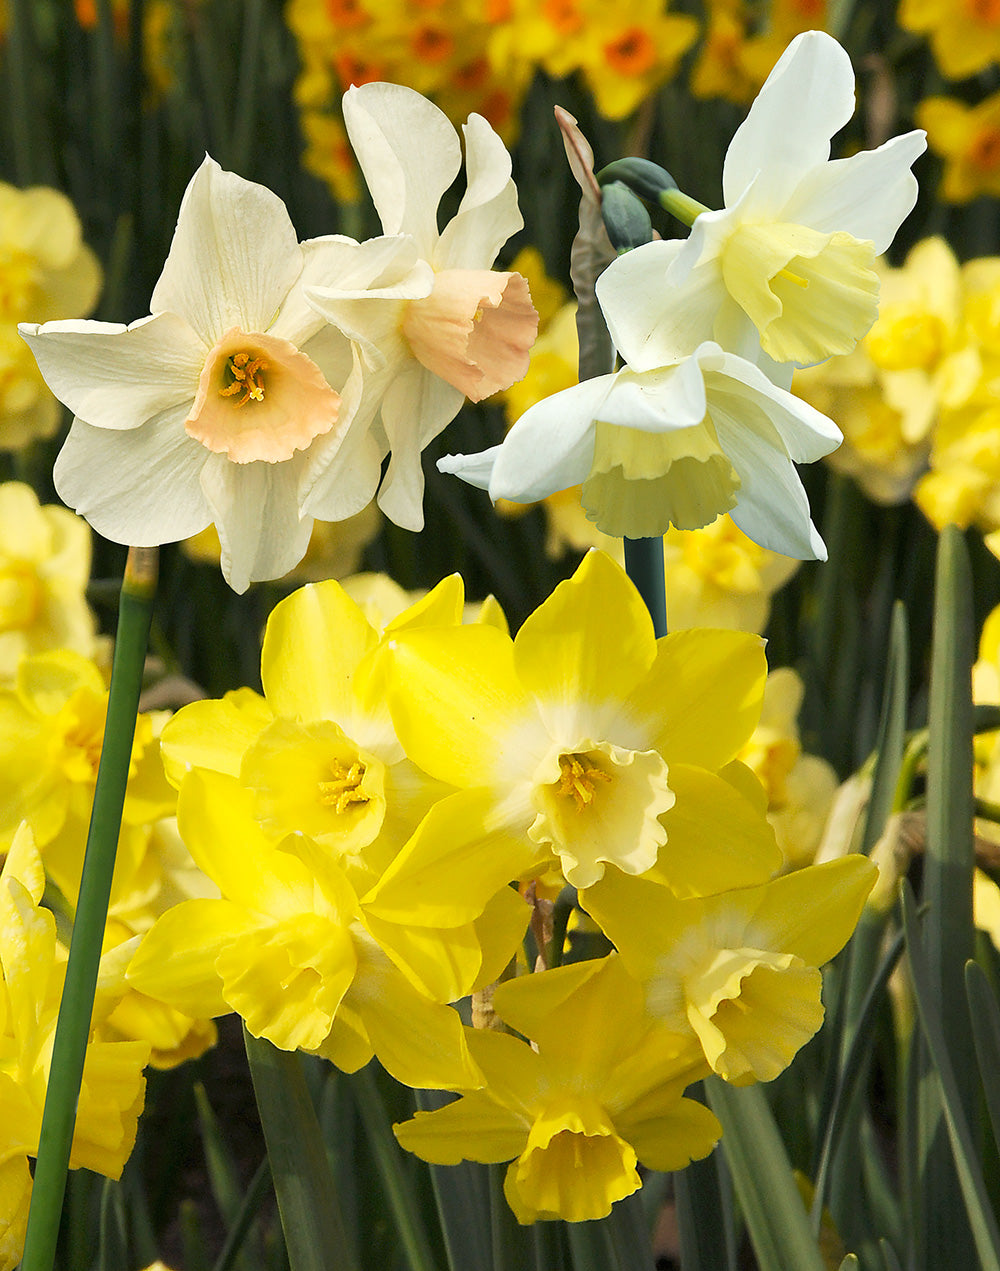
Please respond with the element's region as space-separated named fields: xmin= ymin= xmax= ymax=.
xmin=0 ymin=825 xmax=149 ymax=1271
xmin=657 ymin=31 xmax=925 ymax=368
xmin=385 ymin=550 xmax=782 ymax=892
xmin=125 ymin=767 xmax=528 ymax=1090
xmin=581 ymin=855 xmax=877 ymax=1083
xmin=304 ymin=82 xmax=538 ymax=531
xmin=394 ymin=955 xmax=719 ymax=1224
xmin=19 ymin=157 xmax=411 ymax=593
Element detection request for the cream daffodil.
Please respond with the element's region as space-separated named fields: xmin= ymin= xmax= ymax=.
xmin=304 ymin=82 xmax=539 ymax=532
xmin=440 ymin=336 xmax=841 ymax=557
xmin=19 ymin=157 xmax=416 ymax=593
xmin=394 ymin=955 xmax=718 ymax=1224
xmin=385 ymin=550 xmax=782 ymax=892
xmin=659 ymin=30 xmax=925 ymax=367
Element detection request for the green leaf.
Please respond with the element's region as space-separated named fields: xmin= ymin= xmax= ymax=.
xmin=211 ymin=1158 xmax=272 ymax=1271
xmin=706 ymin=1080 xmax=826 ymax=1271
xmin=413 ymin=1090 xmax=493 ymax=1271
xmin=97 ymin=1180 xmax=127 ymax=1271
xmin=901 ymin=885 xmax=1000 ymax=1271
xmin=965 ymin=960 xmax=1000 ymax=1159
xmin=244 ymin=1027 xmax=360 ymax=1271
xmin=674 ymin=1091 xmax=738 ymax=1271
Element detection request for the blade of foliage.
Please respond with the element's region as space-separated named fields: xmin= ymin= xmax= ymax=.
xmin=244 ymin=1027 xmax=359 ymax=1271
xmin=838 ymin=1258 xmax=859 ymax=1271
xmin=674 ymin=1115 xmax=738 ymax=1271
xmin=97 ymin=1180 xmax=127 ymax=1271
xmin=212 ymin=1157 xmax=272 ymax=1271
xmin=351 ymin=1065 xmax=440 ymax=1271
xmin=706 ymin=1080 xmax=826 ymax=1271
xmin=916 ymin=525 xmax=977 ymax=1267
xmin=623 ymin=538 xmax=667 ymax=638
xmin=965 ymin=960 xmax=1000 ymax=1159
xmin=901 ymin=885 xmax=1000 ymax=1271
xmin=413 ymin=1090 xmax=493 ymax=1271
xmin=880 ymin=1239 xmax=904 ymax=1271
xmin=21 ymin=547 xmax=158 ymax=1271
xmin=490 ymin=1163 xmax=535 ymax=1271
xmin=195 ymin=1083 xmax=249 ymax=1231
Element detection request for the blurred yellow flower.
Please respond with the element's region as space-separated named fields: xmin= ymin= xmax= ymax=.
xmin=917 ymin=92 xmax=1000 ymax=203
xmin=0 ymin=182 xmax=101 ymax=449
xmin=0 ymin=482 xmax=99 ymax=680
xmin=739 ymin=668 xmax=839 ymax=868
xmin=901 ymin=0 xmax=1000 ymax=79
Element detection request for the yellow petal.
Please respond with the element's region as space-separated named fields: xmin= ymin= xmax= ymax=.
xmin=126 ymin=898 xmax=248 ymax=1019
xmin=160 ymin=689 xmax=272 ymax=786
xmin=394 ymin=1091 xmax=529 ymax=1165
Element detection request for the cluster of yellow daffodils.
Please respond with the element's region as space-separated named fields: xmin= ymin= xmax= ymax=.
xmin=20 ymin=85 xmax=538 ymax=592
xmin=124 ymin=550 xmax=876 ymax=1223
xmin=690 ymin=0 xmax=830 ymax=104
xmin=0 ymin=182 xmax=100 ymax=450
xmin=440 ymin=32 xmax=925 ymax=558
xmin=0 ymin=825 xmax=149 ymax=1271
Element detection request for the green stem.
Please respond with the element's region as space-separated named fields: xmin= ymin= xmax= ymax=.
xmin=21 ymin=547 xmax=158 ymax=1271
xmin=623 ymin=538 xmax=667 ymax=638
xmin=658 ymin=187 xmax=710 ymax=227
xmin=244 ymin=1028 xmax=359 ymax=1271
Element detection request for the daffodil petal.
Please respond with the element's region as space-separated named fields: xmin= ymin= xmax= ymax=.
xmin=363 ymin=911 xmax=481 ymax=1002
xmin=159 ymin=689 xmax=272 ymax=786
xmin=618 ymin=1091 xmax=721 ymax=1172
xmin=149 ymin=156 xmax=303 ymax=347
xmin=394 ymin=1092 xmax=528 ymax=1165
xmin=54 ymin=410 xmax=212 ymax=546
xmin=746 ymin=856 xmax=878 ymax=965
xmin=377 ymin=364 xmax=464 ymax=531
xmin=125 ymin=898 xmax=246 ymax=1019
xmin=436 ymin=114 xmax=523 ymax=270
xmin=722 ymin=32 xmax=856 ymax=207
xmin=710 ymin=353 xmax=843 ymax=462
xmin=19 ymin=313 xmax=205 ymax=428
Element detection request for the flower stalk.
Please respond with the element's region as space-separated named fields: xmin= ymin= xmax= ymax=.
xmin=20 ymin=545 xmax=158 ymax=1271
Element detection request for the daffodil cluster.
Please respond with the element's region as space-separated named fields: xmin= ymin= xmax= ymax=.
xmin=20 ymin=84 xmax=538 ymax=592
xmin=127 ymin=550 xmax=877 ymax=1223
xmin=439 ymin=32 xmax=926 ymax=559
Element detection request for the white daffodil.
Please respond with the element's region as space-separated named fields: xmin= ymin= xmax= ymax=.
xmin=19 ymin=157 xmax=423 ymax=593
xmin=439 ymin=247 xmax=843 ymax=557
xmin=656 ymin=30 xmax=926 ymax=368
xmin=305 ymin=83 xmax=539 ymax=532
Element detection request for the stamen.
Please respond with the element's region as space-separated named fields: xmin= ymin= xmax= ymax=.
xmin=556 ymin=753 xmax=612 ymax=811
xmin=219 ymin=350 xmax=268 ymax=407
xmin=776 ymin=267 xmax=808 ymax=288
xmin=318 ymin=759 xmax=369 ymax=813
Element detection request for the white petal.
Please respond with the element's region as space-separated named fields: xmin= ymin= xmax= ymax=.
xmin=723 ymin=32 xmax=856 ymax=206
xmin=300 ymin=422 xmax=385 ymax=523
xmin=375 ymin=365 xmax=464 ymax=530
xmin=596 ymin=358 xmax=708 ymax=432
xmin=437 ymin=445 xmax=504 ymax=492
xmin=710 ymin=406 xmax=826 ymax=559
xmin=488 ymin=375 xmax=613 ymax=503
xmin=434 ymin=114 xmax=522 ymax=270
xmin=778 ymin=131 xmax=927 ymax=253
xmin=53 ymin=407 xmax=212 ymax=544
xmin=597 ymin=241 xmax=723 ymax=369
xmin=19 ymin=313 xmax=204 ymax=429
xmin=711 ymin=352 xmax=842 ymax=461
xmin=200 ymin=452 xmax=313 ymax=593
xmin=343 ymin=83 xmax=460 ymax=259
xmin=150 ymin=156 xmax=303 ymax=346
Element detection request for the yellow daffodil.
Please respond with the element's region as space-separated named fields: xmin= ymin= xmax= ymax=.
xmin=394 ymin=955 xmax=719 ymax=1223
xmin=386 ymin=550 xmax=781 ymax=892
xmin=0 ymin=182 xmax=101 ymax=451
xmin=305 ymin=82 xmax=538 ymax=531
xmin=126 ymin=769 xmax=527 ymax=1089
xmin=900 ymin=0 xmax=1000 ymax=79
xmin=0 ymin=824 xmax=149 ymax=1271
xmin=918 ymin=92 xmax=1000 ymax=203
xmin=582 ymin=855 xmax=877 ymax=1082
xmin=0 ymin=482 xmax=99 ymax=680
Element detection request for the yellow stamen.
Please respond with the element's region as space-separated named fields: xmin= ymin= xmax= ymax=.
xmin=219 ymin=350 xmax=268 ymax=407
xmin=777 ymin=267 xmax=808 ymax=288
xmin=556 ymin=753 xmax=612 ymax=811
xmin=318 ymin=759 xmax=368 ymax=813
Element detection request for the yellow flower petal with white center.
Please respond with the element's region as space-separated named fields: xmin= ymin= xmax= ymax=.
xmin=186 ymin=327 xmax=340 ymax=464
xmin=721 ymin=221 xmax=879 ymax=365
xmin=681 ymin=946 xmax=823 ymax=1083
xmin=402 ymin=270 xmax=538 ymax=402
xmin=582 ymin=417 xmax=741 ymax=539
xmin=528 ymin=741 xmax=674 ymax=888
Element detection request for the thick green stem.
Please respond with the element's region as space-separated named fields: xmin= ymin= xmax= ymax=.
xmin=623 ymin=537 xmax=667 ymax=638
xmin=21 ymin=547 xmax=158 ymax=1271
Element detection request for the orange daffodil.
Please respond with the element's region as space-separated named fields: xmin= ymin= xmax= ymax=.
xmin=304 ymin=82 xmax=538 ymax=531
xmin=385 ymin=550 xmax=782 ymax=891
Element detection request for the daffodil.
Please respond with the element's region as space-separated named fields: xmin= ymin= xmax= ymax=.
xmin=394 ymin=955 xmax=719 ymax=1224
xmin=304 ymin=82 xmax=538 ymax=531
xmin=126 ymin=768 xmax=527 ymax=1089
xmin=440 ymin=335 xmax=842 ymax=556
xmin=386 ymin=550 xmax=781 ymax=892
xmin=20 ymin=157 xmax=414 ymax=592
xmin=663 ymin=30 xmax=925 ymax=366
xmin=581 ymin=855 xmax=877 ymax=1083
xmin=917 ymin=92 xmax=1000 ymax=204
